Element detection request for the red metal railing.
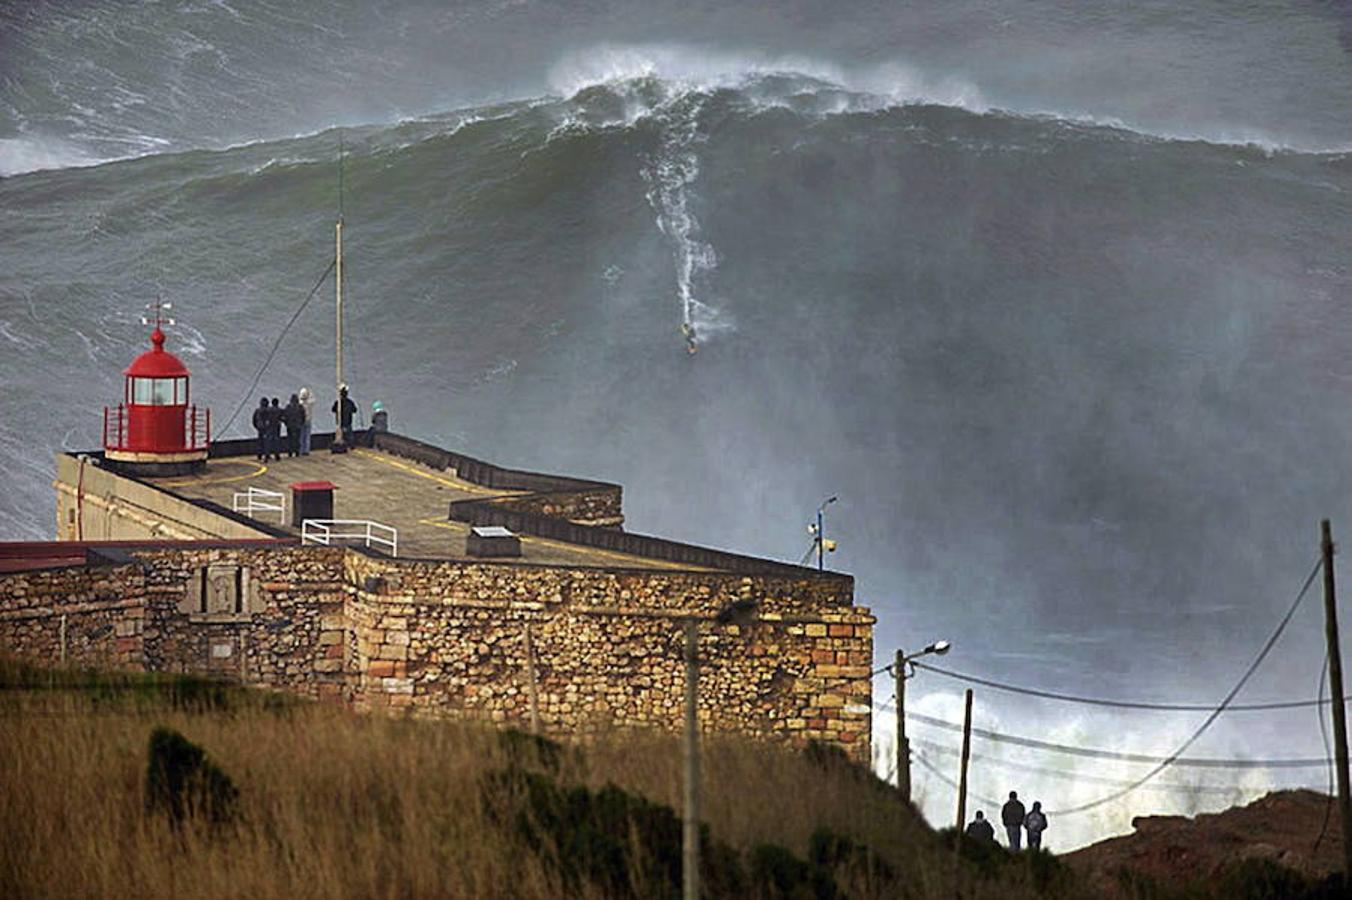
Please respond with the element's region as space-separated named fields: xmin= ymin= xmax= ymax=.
xmin=103 ymin=404 xmax=211 ymax=452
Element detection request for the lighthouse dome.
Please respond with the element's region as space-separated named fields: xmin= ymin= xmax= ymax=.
xmin=124 ymin=327 xmax=190 ymax=378
xmin=103 ymin=321 xmax=210 ymax=474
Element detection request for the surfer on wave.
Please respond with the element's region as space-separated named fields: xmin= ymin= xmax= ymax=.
xmin=681 ymin=321 xmax=698 ymax=355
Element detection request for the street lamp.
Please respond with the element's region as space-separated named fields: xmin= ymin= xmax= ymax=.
xmin=893 ymin=639 xmax=952 ymax=804
xmin=807 ymin=496 xmax=838 ymax=571
xmin=682 ymin=597 xmax=759 ymax=900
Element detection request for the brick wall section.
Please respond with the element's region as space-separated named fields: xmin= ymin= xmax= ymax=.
xmin=0 ymin=547 xmax=875 ymax=762
xmin=0 ymin=564 xmax=147 ymax=668
xmin=132 ymin=546 xmax=352 ymax=703
xmin=344 ymin=555 xmax=874 ymax=760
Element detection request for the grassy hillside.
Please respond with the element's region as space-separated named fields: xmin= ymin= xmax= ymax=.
xmin=0 ymin=657 xmax=1082 ymax=899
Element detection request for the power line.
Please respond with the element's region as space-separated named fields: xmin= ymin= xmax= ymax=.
xmin=897 ymin=707 xmax=1331 ymax=768
xmin=1047 ymin=555 xmax=1323 ymax=814
xmin=912 ymin=737 xmax=1263 ymax=795
xmin=914 ymin=752 xmax=1002 ymax=809
xmin=217 ymin=260 xmax=336 ymax=437
xmin=911 ymin=660 xmax=1337 ymax=712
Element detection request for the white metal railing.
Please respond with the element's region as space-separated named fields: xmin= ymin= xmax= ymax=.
xmin=302 ymin=518 xmax=398 ymax=557
xmin=232 ymin=487 xmax=286 ymax=524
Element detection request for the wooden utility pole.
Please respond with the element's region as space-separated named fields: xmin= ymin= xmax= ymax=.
xmin=1321 ymin=519 xmax=1352 ymax=877
xmin=524 ymin=622 xmax=541 ymax=735
xmin=956 ymin=688 xmax=973 ymax=833
xmin=683 ymin=619 xmax=701 ymax=900
xmin=896 ymin=648 xmax=910 ymax=803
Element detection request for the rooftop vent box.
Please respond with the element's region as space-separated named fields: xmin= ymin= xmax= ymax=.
xmin=467 ymin=525 xmax=521 ymax=558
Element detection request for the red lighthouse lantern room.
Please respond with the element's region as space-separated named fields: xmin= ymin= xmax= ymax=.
xmin=103 ymin=305 xmax=210 ymax=474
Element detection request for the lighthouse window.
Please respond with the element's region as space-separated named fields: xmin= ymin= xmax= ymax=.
xmin=131 ymin=377 xmax=179 ymax=405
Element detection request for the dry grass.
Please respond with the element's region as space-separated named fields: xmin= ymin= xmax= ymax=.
xmin=0 ymin=658 xmax=1088 ymax=899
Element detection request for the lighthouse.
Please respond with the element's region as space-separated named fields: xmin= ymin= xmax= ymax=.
xmin=102 ymin=303 xmax=210 ymax=475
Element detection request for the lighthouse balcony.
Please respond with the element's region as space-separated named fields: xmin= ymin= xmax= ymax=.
xmin=103 ymin=403 xmax=211 ymax=466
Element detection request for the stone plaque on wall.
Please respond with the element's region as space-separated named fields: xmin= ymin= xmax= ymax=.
xmin=182 ymin=564 xmax=256 ymax=615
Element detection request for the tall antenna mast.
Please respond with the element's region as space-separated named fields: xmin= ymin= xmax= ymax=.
xmin=333 ymin=131 xmax=346 ymax=449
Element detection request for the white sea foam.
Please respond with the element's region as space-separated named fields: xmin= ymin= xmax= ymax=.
xmin=549 ymin=43 xmax=988 ymax=117
xmin=636 ymin=89 xmax=735 ymax=343
xmin=548 ymin=42 xmax=1352 ymax=156
xmin=0 ymin=137 xmax=101 ymax=178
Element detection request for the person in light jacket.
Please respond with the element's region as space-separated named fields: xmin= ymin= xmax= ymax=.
xmin=1024 ymin=801 xmax=1048 ymax=850
xmin=297 ymin=387 xmax=315 ymax=455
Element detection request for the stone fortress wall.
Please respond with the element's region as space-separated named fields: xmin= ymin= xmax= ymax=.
xmin=3 ymin=431 xmax=876 ymax=762
xmin=0 ymin=543 xmax=874 ymax=761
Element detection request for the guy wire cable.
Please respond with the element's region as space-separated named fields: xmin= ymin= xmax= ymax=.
xmin=1313 ymin=652 xmax=1334 ymax=856
xmin=218 ymin=259 xmax=336 ymax=436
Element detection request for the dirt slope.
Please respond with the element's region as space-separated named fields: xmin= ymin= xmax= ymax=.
xmin=1064 ymin=790 xmax=1343 ymax=897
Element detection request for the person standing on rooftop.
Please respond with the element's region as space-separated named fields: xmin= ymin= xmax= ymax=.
xmin=297 ymin=387 xmax=315 ymax=455
xmin=251 ymin=397 xmax=270 ymax=461
xmin=283 ymin=394 xmax=304 ymax=457
xmin=332 ymin=384 xmax=356 ymax=446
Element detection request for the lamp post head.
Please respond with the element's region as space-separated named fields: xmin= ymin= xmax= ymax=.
xmin=926 ymin=640 xmax=951 ymax=656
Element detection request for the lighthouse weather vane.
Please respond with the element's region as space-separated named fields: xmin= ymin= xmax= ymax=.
xmin=140 ymin=298 xmax=176 ymax=330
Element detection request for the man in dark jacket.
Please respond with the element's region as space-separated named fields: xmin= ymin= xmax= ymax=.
xmin=282 ymin=394 xmax=304 ymax=457
xmin=965 ymin=810 xmax=995 ymax=843
xmin=1001 ymin=791 xmax=1026 ymax=851
xmin=332 ymin=384 xmax=356 ymax=446
xmin=252 ymin=397 xmax=270 ymax=460
xmin=266 ymin=397 xmax=283 ymax=461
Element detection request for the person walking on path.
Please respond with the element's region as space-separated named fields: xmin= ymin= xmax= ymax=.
xmin=1024 ymin=802 xmax=1048 ymax=850
xmin=371 ymin=400 xmax=388 ymax=434
xmin=964 ymin=810 xmax=995 ymax=843
xmin=297 ymin=387 xmax=315 ymax=455
xmin=1001 ymin=791 xmax=1026 ymax=851
xmin=282 ymin=394 xmax=304 ymax=457
xmin=251 ymin=397 xmax=270 ymax=460
xmin=332 ymin=384 xmax=356 ymax=446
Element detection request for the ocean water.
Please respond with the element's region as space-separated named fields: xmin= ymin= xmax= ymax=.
xmin=5 ymin=0 xmax=1352 ymax=848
